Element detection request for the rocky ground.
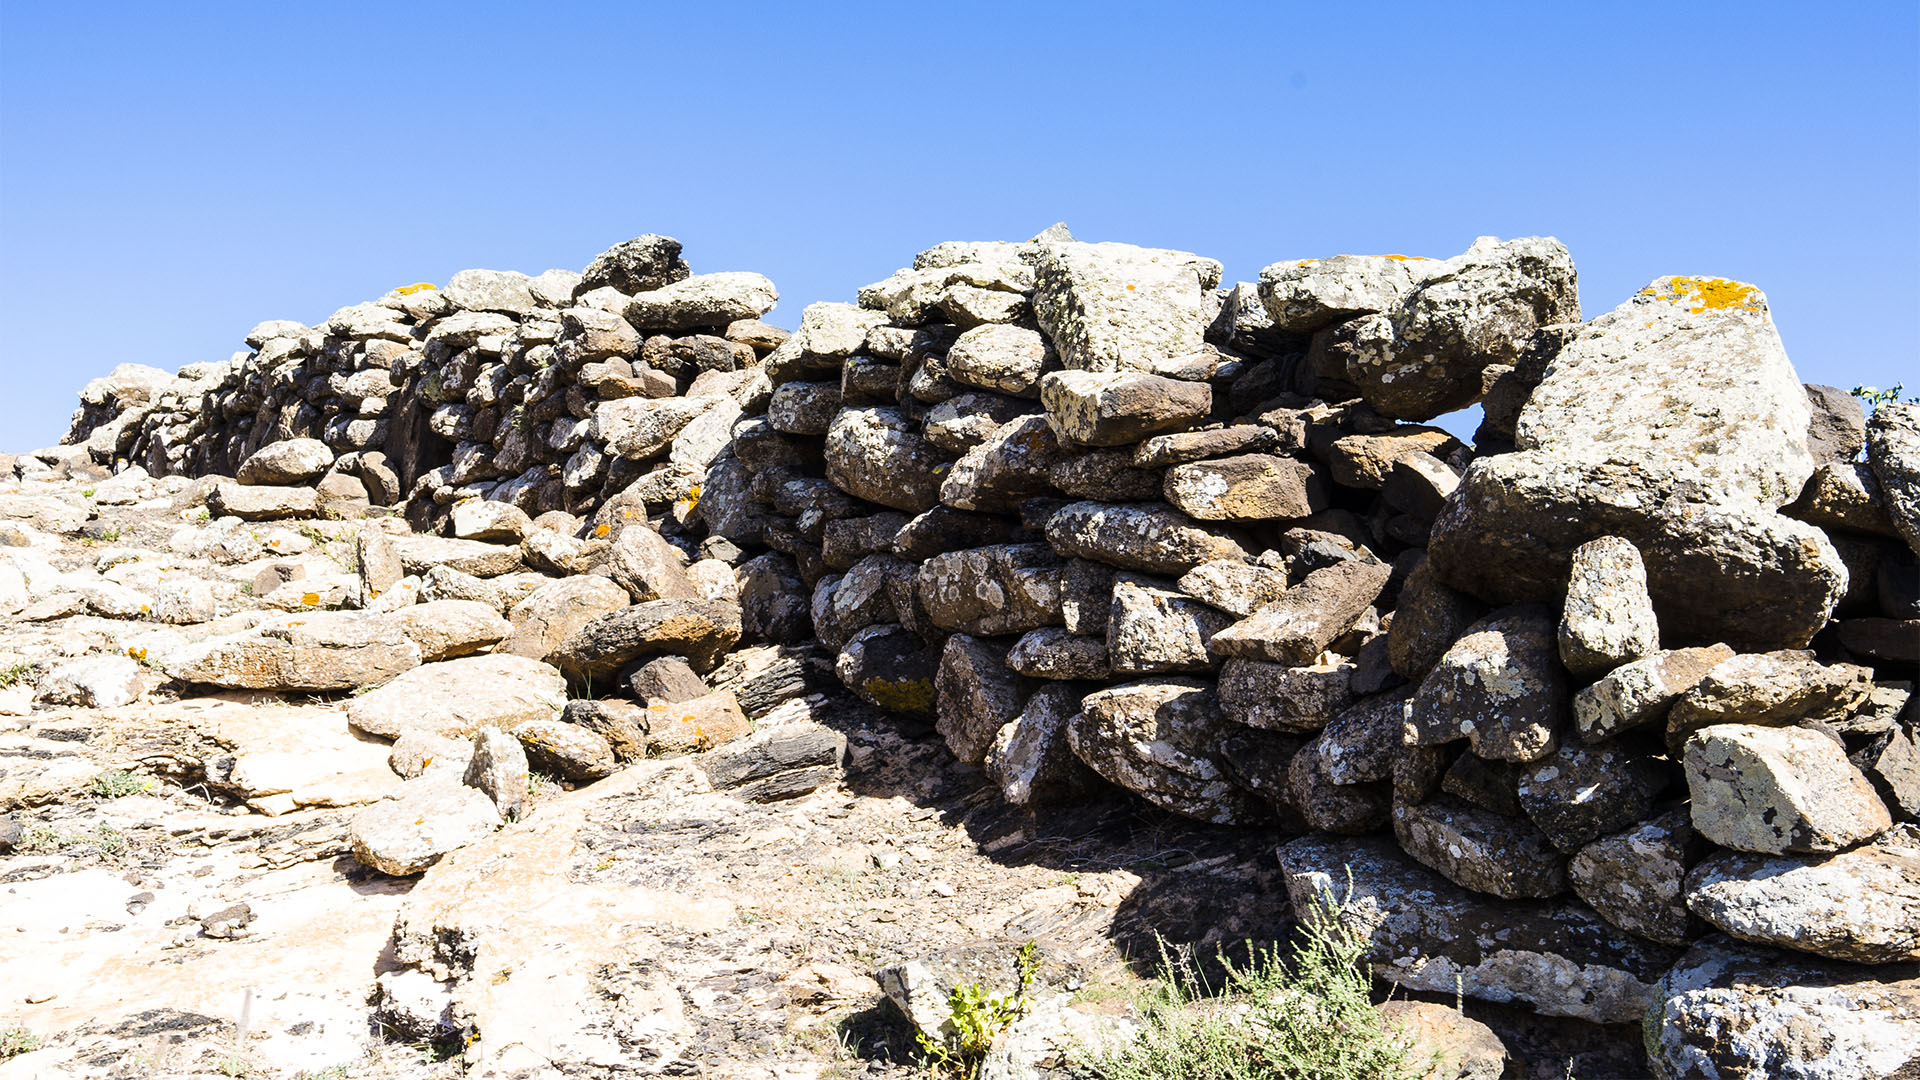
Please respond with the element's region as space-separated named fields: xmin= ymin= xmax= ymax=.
xmin=0 ymin=474 xmax=1639 ymax=1079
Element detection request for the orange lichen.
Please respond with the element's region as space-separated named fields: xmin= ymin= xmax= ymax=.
xmin=1643 ymin=277 xmax=1763 ymax=314
xmin=395 ymin=282 xmax=438 ymax=295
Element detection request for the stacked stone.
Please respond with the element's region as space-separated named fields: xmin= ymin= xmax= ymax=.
xmin=63 ymin=235 xmax=784 ymax=537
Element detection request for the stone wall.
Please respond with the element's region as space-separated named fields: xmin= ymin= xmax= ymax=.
xmin=49 ymin=227 xmax=1920 ymax=1072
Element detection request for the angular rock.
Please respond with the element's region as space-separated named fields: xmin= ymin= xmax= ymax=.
xmin=823 ymin=406 xmax=950 ymax=513
xmin=736 ymin=552 xmax=812 ymax=644
xmin=1804 ymin=383 xmax=1868 ymax=464
xmin=498 ymin=576 xmax=631 ymax=663
xmin=512 ymin=717 xmax=616 ymax=781
xmin=1162 ymin=454 xmax=1327 ymax=522
xmin=384 ymin=599 xmax=513 ymax=662
xmin=986 ymin=683 xmax=1098 ymax=807
xmin=237 ymin=438 xmax=333 ymax=485
xmin=39 ymin=655 xmax=142 ymax=708
xmin=915 ymin=543 xmax=1062 ymax=636
xmin=1317 ymin=690 xmax=1413 ymax=786
xmin=935 ymin=635 xmax=1033 ymax=766
xmin=835 ymin=623 xmax=938 ymax=718
xmin=207 ymin=482 xmax=317 ymax=521
xmin=554 ymin=598 xmax=743 ymax=680
xmin=444 ymin=268 xmax=537 ymax=314
xmin=394 ymin=535 xmax=523 ymax=579
xmin=577 ymin=234 xmax=689 ymax=296
xmin=1278 ymin=835 xmax=1680 ymax=1023
xmin=1684 ymin=825 xmax=1920 ymax=964
xmin=621 ymin=272 xmax=777 ymax=331
xmin=1209 ymin=559 xmax=1391 ymax=665
xmin=939 ymin=415 xmax=1065 ymax=513
xmin=1516 ymin=740 xmax=1664 ymax=852
xmin=1572 ymin=644 xmax=1735 ymax=743
xmin=347 ymin=654 xmax=568 ymax=740
xmin=1665 ymin=650 xmax=1872 ymax=747
xmin=1375 ymin=1001 xmax=1507 ymax=1080
xmin=1393 ymin=795 xmax=1568 ymax=899
xmin=1045 ymin=501 xmax=1247 ymax=576
xmin=349 ymin=775 xmax=502 ymax=876
xmin=943 ymin=324 xmax=1055 ymax=397
xmin=1869 ymin=400 xmax=1920 ymax=555
xmin=1038 ymin=370 xmax=1211 ymax=447
xmin=643 ymin=689 xmax=752 ymax=756
xmin=1291 ymin=735 xmax=1391 ymax=834
xmin=1067 ymin=678 xmax=1265 ymax=824
xmin=606 ymin=523 xmax=698 ymax=603
xmin=450 ymin=499 xmax=533 ymax=543
xmin=1216 ymin=656 xmax=1354 ymax=733
xmin=594 ymin=396 xmax=723 ymax=460
xmin=1174 ymin=557 xmax=1290 ymax=618
xmin=1567 ymin=810 xmax=1702 ymax=947
xmin=698 ymin=721 xmax=846 ymax=803
xmin=1106 ymin=574 xmax=1230 ymax=675
xmin=1407 ymin=605 xmax=1567 ymax=763
xmin=1430 ymin=277 xmax=1845 ymax=650
xmin=1387 ymin=555 xmax=1481 ymax=682
xmin=1256 ymin=254 xmax=1421 ymax=333
xmin=560 ymin=699 xmax=649 ymax=762
xmin=1005 ymin=626 xmax=1110 ymax=680
xmin=1684 ymin=723 xmax=1892 ymax=854
xmin=463 ymin=727 xmax=529 ymax=821
xmin=1558 ymin=535 xmax=1659 ymax=677
xmin=168 ymin=615 xmax=421 ymax=690
xmin=1785 ymin=461 xmax=1899 ymax=537
xmin=1327 ymin=428 xmax=1464 ymax=491
xmin=1030 ymin=241 xmax=1221 ymax=374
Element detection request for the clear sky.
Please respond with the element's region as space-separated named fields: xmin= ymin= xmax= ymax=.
xmin=2 ymin=1 xmax=1914 ymax=452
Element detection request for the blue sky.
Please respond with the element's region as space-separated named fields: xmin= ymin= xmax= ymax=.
xmin=2 ymin=1 xmax=1914 ymax=451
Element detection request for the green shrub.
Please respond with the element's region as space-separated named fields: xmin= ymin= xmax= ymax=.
xmin=0 ymin=662 xmax=31 ymax=689
xmin=0 ymin=1028 xmax=40 ymax=1059
xmin=919 ymin=941 xmax=1038 ymax=1079
xmin=89 ymin=770 xmax=153 ymax=798
xmin=1070 ymin=895 xmax=1428 ymax=1080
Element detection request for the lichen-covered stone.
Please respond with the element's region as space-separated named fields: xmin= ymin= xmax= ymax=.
xmin=1407 ymin=605 xmax=1567 ymax=763
xmin=1216 ymin=656 xmax=1354 ymax=733
xmin=553 ymin=597 xmax=743 ymax=680
xmin=915 ymin=543 xmax=1062 ymax=636
xmin=1044 ymin=501 xmax=1247 ymax=576
xmin=1005 ymin=626 xmax=1110 ymax=680
xmin=1278 ymin=835 xmax=1680 ymax=1023
xmin=1684 ymin=724 xmax=1892 ymax=855
xmin=1429 ymin=277 xmax=1845 ymax=650
xmin=1030 ymin=241 xmax=1221 ymax=374
xmin=1572 ymin=644 xmax=1735 ymax=743
xmin=935 ymin=635 xmax=1033 ymax=766
xmin=1567 ymin=810 xmax=1702 ymax=947
xmin=986 ymin=682 xmax=1097 ymax=807
xmin=1868 ymin=400 xmax=1920 ymax=556
xmin=1516 ymin=740 xmax=1664 ymax=852
xmin=1209 ymin=559 xmax=1391 ymax=665
xmin=1038 ymin=370 xmax=1211 ymax=447
xmin=1317 ymin=690 xmax=1414 ymax=786
xmin=1558 ymin=535 xmax=1659 ymax=677
xmin=823 ymin=406 xmax=951 ymax=513
xmin=1162 ymin=454 xmax=1327 ymax=521
xmin=836 ymin=623 xmax=938 ymax=719
xmin=1665 ymin=651 xmax=1872 ymax=748
xmin=1256 ymin=254 xmax=1421 ymax=334
xmin=1067 ymin=679 xmax=1265 ymax=824
xmin=1683 ymin=825 xmax=1920 ymax=964
xmin=1174 ymin=558 xmax=1290 ymax=618
xmin=1393 ymin=795 xmax=1568 ymax=899
xmin=1106 ymin=574 xmax=1230 ymax=675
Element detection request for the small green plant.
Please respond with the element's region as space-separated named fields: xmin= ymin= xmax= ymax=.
xmin=918 ymin=941 xmax=1038 ymax=1079
xmin=0 ymin=662 xmax=31 ymax=689
xmin=90 ymin=769 xmax=153 ymax=799
xmin=0 ymin=1028 xmax=40 ymax=1059
xmin=193 ymin=507 xmax=212 ymax=523
xmin=1853 ymin=383 xmax=1906 ymax=410
xmin=18 ymin=824 xmax=62 ymax=853
xmin=214 ymin=1054 xmax=254 ymax=1077
xmin=1070 ymin=892 xmax=1427 ymax=1080
xmin=80 ymin=487 xmax=96 ymax=498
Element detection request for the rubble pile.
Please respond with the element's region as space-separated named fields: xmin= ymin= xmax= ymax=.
xmin=26 ymin=227 xmax=1920 ymax=1078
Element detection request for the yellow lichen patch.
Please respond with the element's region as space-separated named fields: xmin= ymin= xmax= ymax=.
xmin=302 ymin=592 xmax=320 ymax=606
xmin=1643 ymin=277 xmax=1763 ymax=314
xmin=863 ymin=676 xmax=935 ymax=714
xmin=594 ymin=523 xmax=611 ymax=538
xmin=394 ymin=282 xmax=438 ymax=295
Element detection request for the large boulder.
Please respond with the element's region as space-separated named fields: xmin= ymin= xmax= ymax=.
xmin=383 ymin=600 xmax=512 ymax=662
xmin=1208 ymin=559 xmax=1391 ymax=665
xmin=1428 ymin=276 xmax=1846 ymax=650
xmin=1278 ymin=835 xmax=1680 ymax=1023
xmin=1161 ymin=454 xmax=1327 ymax=521
xmin=1683 ymin=825 xmax=1920 ymax=964
xmin=915 ymin=543 xmax=1062 ymax=636
xmin=1567 ymin=810 xmax=1702 ymax=947
xmin=576 ymin=234 xmax=689 ymax=296
xmin=498 ymin=576 xmax=632 ymax=663
xmin=1649 ymin=940 xmax=1920 ymax=1080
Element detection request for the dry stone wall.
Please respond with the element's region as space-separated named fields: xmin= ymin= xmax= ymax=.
xmin=43 ymin=226 xmax=1920 ymax=1077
